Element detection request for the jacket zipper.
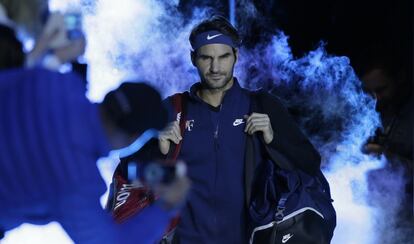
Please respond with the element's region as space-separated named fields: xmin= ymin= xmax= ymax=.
xmin=212 ymin=105 xmax=221 ymax=234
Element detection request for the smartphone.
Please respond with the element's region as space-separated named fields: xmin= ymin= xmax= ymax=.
xmin=64 ymin=12 xmax=83 ymax=40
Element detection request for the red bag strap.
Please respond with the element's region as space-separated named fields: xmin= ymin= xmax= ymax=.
xmin=167 ymin=92 xmax=188 ymax=161
xmin=159 ymin=92 xmax=188 ymax=241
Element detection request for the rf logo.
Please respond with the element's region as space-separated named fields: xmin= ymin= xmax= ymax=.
xmin=185 ymin=120 xmax=195 ymax=132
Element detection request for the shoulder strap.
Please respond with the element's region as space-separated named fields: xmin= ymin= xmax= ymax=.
xmin=249 ymin=89 xmax=262 ymax=112
xmin=249 ymin=90 xmax=295 ymax=171
xmin=167 ymin=92 xmax=188 ymax=161
xmin=251 ymin=90 xmax=320 ymax=175
xmin=160 ymin=92 xmax=189 ymax=243
xmin=244 ymin=90 xmax=264 ymax=206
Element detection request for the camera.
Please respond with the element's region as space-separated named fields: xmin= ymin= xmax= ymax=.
xmin=127 ymin=160 xmax=187 ymax=185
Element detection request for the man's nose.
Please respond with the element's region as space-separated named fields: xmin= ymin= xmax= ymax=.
xmin=210 ymin=59 xmax=219 ymax=73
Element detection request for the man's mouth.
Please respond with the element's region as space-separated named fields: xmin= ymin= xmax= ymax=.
xmin=208 ymin=74 xmax=223 ymax=80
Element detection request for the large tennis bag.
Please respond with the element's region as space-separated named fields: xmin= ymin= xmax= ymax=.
xmin=248 ymin=158 xmax=336 ymax=244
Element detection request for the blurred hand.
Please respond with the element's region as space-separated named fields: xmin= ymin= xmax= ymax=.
xmin=159 ymin=121 xmax=182 ymax=155
xmin=27 ymin=12 xmax=74 ymax=67
xmin=42 ymin=13 xmax=70 ymax=49
xmin=53 ymin=35 xmax=86 ymax=63
xmin=244 ymin=113 xmax=274 ymax=144
xmin=153 ymin=175 xmax=190 ymax=211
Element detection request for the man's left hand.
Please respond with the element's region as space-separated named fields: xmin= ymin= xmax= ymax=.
xmin=363 ymin=143 xmax=385 ymax=155
xmin=244 ymin=113 xmax=274 ymax=144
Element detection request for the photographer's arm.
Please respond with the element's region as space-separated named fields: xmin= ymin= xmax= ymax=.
xmin=26 ymin=13 xmax=85 ymax=69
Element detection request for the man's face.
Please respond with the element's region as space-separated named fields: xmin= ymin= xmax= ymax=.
xmin=193 ymin=43 xmax=237 ymax=90
xmin=362 ymin=68 xmax=397 ymax=112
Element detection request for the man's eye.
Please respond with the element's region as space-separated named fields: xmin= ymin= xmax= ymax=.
xmin=198 ymin=56 xmax=210 ymax=61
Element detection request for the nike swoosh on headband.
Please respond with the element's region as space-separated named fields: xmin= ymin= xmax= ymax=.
xmin=206 ymin=33 xmax=222 ymax=40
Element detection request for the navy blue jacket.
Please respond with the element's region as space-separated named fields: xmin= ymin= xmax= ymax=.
xmin=164 ymin=79 xmax=321 ymax=244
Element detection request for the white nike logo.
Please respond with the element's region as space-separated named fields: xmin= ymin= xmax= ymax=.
xmin=282 ymin=233 xmax=294 ymax=243
xmin=233 ymin=119 xmax=245 ymax=126
xmin=207 ymin=34 xmax=222 ymax=40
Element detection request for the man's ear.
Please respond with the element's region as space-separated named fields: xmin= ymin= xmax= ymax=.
xmin=191 ymin=51 xmax=196 ymax=66
xmin=234 ymin=48 xmax=239 ymax=63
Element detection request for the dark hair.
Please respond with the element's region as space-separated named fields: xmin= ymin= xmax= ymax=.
xmin=0 ymin=25 xmax=25 ymax=70
xmin=102 ymin=82 xmax=168 ymax=135
xmin=189 ymin=15 xmax=241 ymax=52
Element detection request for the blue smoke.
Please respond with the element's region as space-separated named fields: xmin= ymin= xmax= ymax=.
xmin=238 ymin=33 xmax=380 ymax=153
xmin=3 ymin=0 xmax=409 ymax=243
xmin=82 ymin=0 xmax=209 ymax=101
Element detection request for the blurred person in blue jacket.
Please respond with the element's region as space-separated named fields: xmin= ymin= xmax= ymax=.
xmin=0 ymin=67 xmax=190 ymax=243
xmin=0 ymin=40 xmax=190 ymax=243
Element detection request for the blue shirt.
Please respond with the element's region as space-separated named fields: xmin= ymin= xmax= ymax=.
xmin=167 ymin=80 xmax=251 ymax=243
xmin=0 ymin=68 xmax=172 ymax=243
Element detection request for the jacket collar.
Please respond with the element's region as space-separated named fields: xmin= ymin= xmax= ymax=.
xmin=189 ymin=77 xmax=242 ymax=105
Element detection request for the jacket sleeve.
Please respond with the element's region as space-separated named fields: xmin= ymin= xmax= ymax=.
xmin=255 ymin=90 xmax=321 ymax=175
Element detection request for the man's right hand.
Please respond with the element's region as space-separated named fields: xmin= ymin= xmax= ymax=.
xmin=159 ymin=121 xmax=182 ymax=155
